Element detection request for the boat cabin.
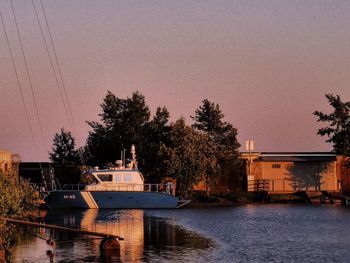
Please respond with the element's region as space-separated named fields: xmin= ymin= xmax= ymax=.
xmin=85 ymin=168 xmax=144 ymax=192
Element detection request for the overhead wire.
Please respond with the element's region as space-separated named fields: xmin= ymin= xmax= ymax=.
xmin=31 ymin=0 xmax=73 ymax=130
xmin=9 ymin=0 xmax=48 ymax=152
xmin=2 ymin=1 xmax=85 ymax=165
xmin=0 ymin=11 xmax=36 ymax=147
xmin=39 ymin=0 xmax=80 ymax=139
xmin=36 ymin=0 xmax=85 ymax=164
xmin=6 ymin=1 xmax=47 ymax=181
xmin=1 ymin=9 xmax=46 ymax=181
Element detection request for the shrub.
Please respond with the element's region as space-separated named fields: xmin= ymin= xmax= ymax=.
xmin=0 ymin=171 xmax=37 ymax=218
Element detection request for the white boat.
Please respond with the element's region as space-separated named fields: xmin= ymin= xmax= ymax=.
xmin=45 ymin=145 xmax=188 ymax=209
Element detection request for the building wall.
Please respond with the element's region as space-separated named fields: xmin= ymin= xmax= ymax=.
xmin=242 ymin=153 xmax=340 ymax=192
xmin=0 ymin=150 xmax=13 ymax=173
xmin=258 ymin=161 xmax=337 ymax=192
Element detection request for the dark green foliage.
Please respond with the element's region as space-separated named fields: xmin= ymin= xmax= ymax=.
xmin=192 ymin=99 xmax=225 ymax=135
xmin=84 ymin=121 xmax=116 ymax=166
xmin=160 ymin=118 xmax=216 ymax=198
xmin=85 ymin=91 xmax=151 ymax=167
xmin=191 ymin=99 xmax=240 ymax=149
xmin=138 ymin=107 xmax=171 ymax=182
xmin=81 ymin=93 xmax=243 ymax=196
xmin=0 ymin=171 xmax=37 ymax=218
xmin=191 ymin=99 xmax=242 ymax=192
xmin=49 ymin=128 xmax=80 ymax=164
xmin=314 ymin=94 xmax=350 ymax=156
xmin=84 ymin=91 xmax=171 ymax=183
xmin=0 ymin=171 xmax=38 ymax=261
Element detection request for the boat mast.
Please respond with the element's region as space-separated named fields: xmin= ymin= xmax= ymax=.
xmin=130 ymin=144 xmax=138 ymax=169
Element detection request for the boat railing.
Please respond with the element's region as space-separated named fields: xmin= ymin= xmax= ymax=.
xmin=62 ymin=184 xmax=87 ymax=191
xmin=57 ymin=183 xmax=176 ymax=195
xmin=144 ymin=183 xmax=176 ymax=195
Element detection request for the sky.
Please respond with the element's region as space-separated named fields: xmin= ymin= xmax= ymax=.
xmin=1 ymin=0 xmax=350 ymax=161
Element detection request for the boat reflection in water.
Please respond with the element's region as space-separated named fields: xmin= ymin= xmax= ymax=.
xmin=80 ymin=209 xmax=144 ymax=262
xmin=15 ymin=209 xmax=212 ymax=262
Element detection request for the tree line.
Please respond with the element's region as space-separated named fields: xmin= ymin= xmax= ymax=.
xmin=50 ymin=92 xmax=350 ymax=195
xmin=49 ymin=91 xmax=242 ymax=196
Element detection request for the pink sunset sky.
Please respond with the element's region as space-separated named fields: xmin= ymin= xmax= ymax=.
xmin=1 ymin=0 xmax=350 ymax=161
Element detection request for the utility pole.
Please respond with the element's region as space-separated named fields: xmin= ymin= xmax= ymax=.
xmin=245 ymin=140 xmax=255 ymax=190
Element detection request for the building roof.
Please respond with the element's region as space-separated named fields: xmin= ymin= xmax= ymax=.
xmin=258 ymin=153 xmax=336 ymax=162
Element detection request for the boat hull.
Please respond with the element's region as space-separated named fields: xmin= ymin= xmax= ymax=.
xmin=45 ymin=191 xmax=179 ymax=209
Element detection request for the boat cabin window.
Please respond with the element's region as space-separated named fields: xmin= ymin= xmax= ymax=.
xmin=98 ymin=174 xmax=113 ymax=182
xmin=123 ymin=174 xmax=133 ymax=182
xmin=115 ymin=174 xmax=121 ymax=182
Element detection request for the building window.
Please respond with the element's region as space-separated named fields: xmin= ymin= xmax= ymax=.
xmin=4 ymin=163 xmax=8 ymax=172
xmin=272 ymin=164 xmax=281 ymax=169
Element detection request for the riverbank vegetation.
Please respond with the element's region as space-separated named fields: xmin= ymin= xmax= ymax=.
xmin=0 ymin=170 xmax=38 ymax=262
xmin=49 ymin=91 xmax=243 ymax=198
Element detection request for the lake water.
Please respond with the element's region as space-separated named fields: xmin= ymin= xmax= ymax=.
xmin=12 ymin=205 xmax=350 ymax=262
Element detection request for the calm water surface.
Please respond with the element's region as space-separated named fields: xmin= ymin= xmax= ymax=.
xmin=13 ymin=205 xmax=350 ymax=262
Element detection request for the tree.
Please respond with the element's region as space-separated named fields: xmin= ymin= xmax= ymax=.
xmin=191 ymin=99 xmax=242 ymax=192
xmin=49 ymin=128 xmax=80 ymax=164
xmin=314 ymin=94 xmax=350 ymax=156
xmin=138 ymin=106 xmax=171 ymax=183
xmin=192 ymin=99 xmax=225 ymax=135
xmin=85 ymin=91 xmax=150 ymax=166
xmin=84 ymin=121 xmax=115 ymax=166
xmin=160 ymin=118 xmax=217 ymax=198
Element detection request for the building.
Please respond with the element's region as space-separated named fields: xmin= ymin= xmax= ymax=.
xmin=19 ymin=162 xmax=81 ymax=187
xmin=0 ymin=149 xmax=20 ymax=176
xmin=241 ymin=152 xmax=350 ymax=193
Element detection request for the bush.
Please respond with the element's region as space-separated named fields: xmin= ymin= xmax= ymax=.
xmin=0 ymin=171 xmax=37 ymax=218
xmin=0 ymin=170 xmax=38 ymax=261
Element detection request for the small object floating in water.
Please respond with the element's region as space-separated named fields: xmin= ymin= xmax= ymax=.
xmin=100 ymin=237 xmax=120 ymax=251
xmin=46 ymin=239 xmax=56 ymax=246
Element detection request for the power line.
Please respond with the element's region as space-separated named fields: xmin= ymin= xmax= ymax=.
xmin=0 ymin=11 xmax=37 ymax=149
xmin=10 ymin=0 xmax=48 ymax=151
xmin=36 ymin=0 xmax=85 ymax=164
xmin=39 ymin=0 xmax=80 ymax=142
xmin=31 ymin=0 xmax=73 ymax=130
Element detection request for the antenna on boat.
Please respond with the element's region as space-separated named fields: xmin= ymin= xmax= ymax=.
xmin=130 ymin=144 xmax=137 ymax=169
xmin=123 ymin=148 xmax=126 ymax=168
xmin=119 ymin=148 xmax=126 ymax=168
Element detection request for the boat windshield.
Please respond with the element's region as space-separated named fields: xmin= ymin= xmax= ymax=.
xmin=83 ymin=173 xmax=99 ymax=184
xmin=97 ymin=174 xmax=113 ymax=182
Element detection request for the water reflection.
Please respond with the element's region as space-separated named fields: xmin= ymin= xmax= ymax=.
xmin=13 ymin=209 xmax=212 ymax=262
xmin=76 ymin=209 xmax=143 ymax=262
xmin=13 ymin=205 xmax=350 ymax=262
